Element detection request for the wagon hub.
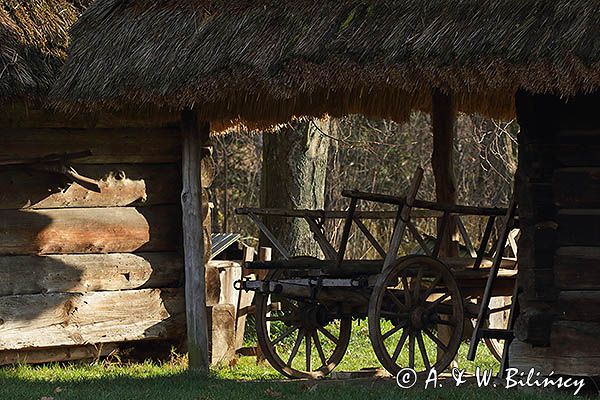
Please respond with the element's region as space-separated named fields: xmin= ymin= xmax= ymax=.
xmin=301 ymin=305 xmax=330 ymax=329
xmin=409 ymin=306 xmax=431 ymax=330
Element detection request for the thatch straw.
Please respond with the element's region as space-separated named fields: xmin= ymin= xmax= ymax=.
xmin=0 ymin=0 xmax=90 ymax=102
xmin=52 ymin=0 xmax=600 ymax=129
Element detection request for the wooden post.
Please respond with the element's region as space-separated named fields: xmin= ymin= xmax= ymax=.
xmin=431 ymin=89 xmax=459 ymax=257
xmin=431 ymin=90 xmax=458 ymax=360
xmin=181 ymin=109 xmax=210 ymax=373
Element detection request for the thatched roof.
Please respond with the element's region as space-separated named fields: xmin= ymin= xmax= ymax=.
xmin=52 ymin=0 xmax=600 ymax=129
xmin=0 ymin=0 xmax=90 ymax=102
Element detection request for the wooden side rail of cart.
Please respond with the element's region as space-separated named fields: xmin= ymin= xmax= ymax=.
xmin=237 ymin=189 xmax=517 ymax=278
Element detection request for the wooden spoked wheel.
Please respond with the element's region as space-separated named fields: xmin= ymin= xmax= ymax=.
xmin=254 ymin=271 xmax=352 ymax=379
xmin=368 ymin=256 xmax=464 ymax=375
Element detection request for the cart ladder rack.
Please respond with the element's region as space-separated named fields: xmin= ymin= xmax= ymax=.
xmin=467 ymin=194 xmax=519 ymax=377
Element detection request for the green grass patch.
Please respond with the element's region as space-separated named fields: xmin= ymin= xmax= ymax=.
xmin=0 ymin=322 xmax=583 ymax=399
xmin=0 ymin=360 xmax=580 ymax=400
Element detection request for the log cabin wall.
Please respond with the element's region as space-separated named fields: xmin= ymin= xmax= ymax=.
xmin=0 ymin=106 xmax=186 ymax=364
xmin=510 ymin=91 xmax=600 ymax=375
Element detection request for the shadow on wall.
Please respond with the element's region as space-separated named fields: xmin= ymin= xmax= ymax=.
xmin=0 ymin=166 xmax=184 ymax=357
xmin=0 ymin=208 xmax=86 ymax=350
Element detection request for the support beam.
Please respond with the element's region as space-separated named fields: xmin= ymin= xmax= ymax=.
xmin=431 ymin=89 xmax=458 ymax=357
xmin=181 ymin=110 xmax=210 ymax=373
xmin=431 ymin=89 xmax=459 ymax=257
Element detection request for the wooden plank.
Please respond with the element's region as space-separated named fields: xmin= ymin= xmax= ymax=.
xmin=558 ymin=291 xmax=600 ymax=322
xmin=247 ymin=212 xmax=290 ymax=259
xmin=557 ymin=145 xmax=600 ymax=167
xmin=336 ymin=198 xmax=357 ymax=265
xmin=181 ymin=110 xmax=210 ymax=372
xmin=510 ymin=322 xmax=600 ymax=376
xmin=0 ymin=288 xmax=185 ymax=350
xmin=557 ymin=129 xmax=600 ymax=167
xmin=0 ymin=253 xmax=182 ymax=296
xmin=456 ymin=216 xmax=476 ymax=257
xmin=383 ymin=168 xmax=423 ymax=270
xmin=0 ymin=343 xmax=120 ymax=365
xmin=0 ymin=164 xmax=181 ymax=209
xmin=557 ymin=210 xmax=600 ymax=246
xmin=0 ymin=104 xmax=179 ymax=129
xmin=0 ymin=206 xmax=181 ymax=255
xmin=354 ymin=216 xmax=387 ymax=258
xmin=554 ymin=168 xmax=600 ymax=208
xmin=236 ymin=207 xmax=441 ymax=219
xmin=555 ymin=247 xmax=600 ymax=290
xmin=342 ymin=190 xmax=508 ymax=216
xmin=0 ymin=128 xmax=181 ymax=163
xmin=518 ymin=267 xmax=557 ymax=302
xmin=473 ymin=216 xmax=495 ymax=269
xmin=305 ymin=217 xmax=337 ymax=260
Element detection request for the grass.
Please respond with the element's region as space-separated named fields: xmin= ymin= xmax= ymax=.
xmin=247 ymin=312 xmax=500 ymax=377
xmin=0 ymin=322 xmax=586 ymax=400
xmin=0 ymin=358 xmax=584 ymax=400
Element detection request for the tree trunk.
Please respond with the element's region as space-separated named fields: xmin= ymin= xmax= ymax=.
xmin=261 ymin=119 xmax=331 ymax=258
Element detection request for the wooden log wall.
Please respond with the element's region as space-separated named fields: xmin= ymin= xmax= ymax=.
xmin=0 ymin=108 xmax=186 ymax=364
xmin=511 ymin=91 xmax=600 ymax=376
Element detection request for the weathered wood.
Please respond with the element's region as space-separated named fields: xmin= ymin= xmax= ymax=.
xmin=0 ymin=104 xmax=179 ymax=129
xmin=0 ymin=288 xmax=185 ymax=350
xmin=0 ymin=253 xmax=183 ymax=296
xmin=555 ymin=247 xmax=600 ymax=290
xmin=518 ymin=223 xmax=557 ymax=271
xmin=305 ymin=217 xmax=338 ymax=260
xmin=513 ymin=91 xmax=600 ymax=375
xmin=473 ymin=216 xmax=495 ymax=270
xmin=208 ymin=304 xmax=236 ymax=366
xmin=181 ymin=109 xmax=210 ymax=372
xmin=354 ymin=216 xmax=387 ymax=257
xmin=432 ymin=89 xmax=459 ymax=258
xmin=336 ymin=197 xmax=357 ymax=265
xmin=558 ymin=291 xmax=600 ymax=322
xmin=0 ymin=206 xmax=181 ymax=255
xmin=247 ymin=212 xmax=290 ymax=259
xmin=341 ymin=190 xmax=508 ymax=216
xmin=0 ymin=164 xmax=181 ymax=209
xmin=236 ymin=207 xmax=441 ymax=219
xmin=557 ymin=134 xmax=600 ymax=167
xmin=0 ymin=343 xmax=120 ymax=365
xmin=1 ymin=128 xmax=181 ymax=163
xmin=513 ymin=307 xmax=554 ymax=347
xmin=383 ymin=168 xmax=423 ymax=270
xmin=517 ymin=267 xmax=557 ymax=302
xmin=557 ymin=210 xmax=600 ymax=246
xmin=510 ymin=322 xmax=600 ymax=376
xmin=205 ymin=263 xmax=222 ymax=306
xmin=468 ymin=197 xmax=517 ymax=360
xmin=235 ymin=250 xmax=255 ymax=350
xmin=207 ymin=260 xmax=243 ymax=305
xmin=553 ymin=168 xmax=600 ymax=208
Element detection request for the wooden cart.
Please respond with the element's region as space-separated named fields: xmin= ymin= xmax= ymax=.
xmin=235 ymin=168 xmax=518 ymax=378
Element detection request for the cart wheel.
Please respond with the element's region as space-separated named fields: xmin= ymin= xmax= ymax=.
xmin=368 ymin=256 xmax=464 ymax=376
xmin=255 ymin=270 xmax=352 ymax=379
